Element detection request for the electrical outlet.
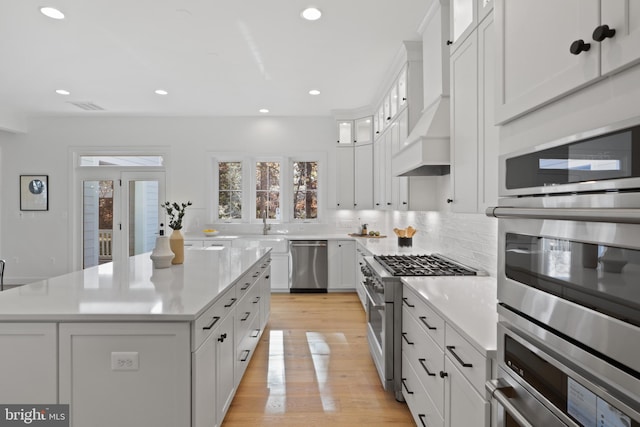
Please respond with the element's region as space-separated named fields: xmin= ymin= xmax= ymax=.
xmin=111 ymin=352 xmax=139 ymax=371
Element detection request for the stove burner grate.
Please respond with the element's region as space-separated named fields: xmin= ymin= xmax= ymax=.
xmin=373 ymin=254 xmax=477 ymax=276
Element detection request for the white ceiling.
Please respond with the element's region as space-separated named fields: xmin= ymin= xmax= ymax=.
xmin=0 ymin=0 xmax=430 ymax=125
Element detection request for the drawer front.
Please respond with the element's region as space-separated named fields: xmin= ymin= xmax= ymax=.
xmin=235 ymin=313 xmax=261 ymax=385
xmin=402 ymin=308 xmax=445 ymax=416
xmin=402 ymin=352 xmax=445 ymax=427
xmin=235 ymin=284 xmax=261 ymax=338
xmin=444 ymin=324 xmax=490 ymax=395
xmin=402 ymin=286 xmax=445 ymax=349
xmin=192 ymin=287 xmax=238 ymax=351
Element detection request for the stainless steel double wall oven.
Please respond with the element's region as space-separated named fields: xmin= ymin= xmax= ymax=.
xmin=487 ymin=117 xmax=640 ymax=426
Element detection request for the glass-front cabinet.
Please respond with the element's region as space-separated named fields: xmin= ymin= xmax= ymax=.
xmin=397 ymin=66 xmax=408 ymax=110
xmin=337 ymin=121 xmax=354 ymax=144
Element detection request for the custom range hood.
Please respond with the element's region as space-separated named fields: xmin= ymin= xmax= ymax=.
xmin=392 ymin=96 xmax=450 ymax=176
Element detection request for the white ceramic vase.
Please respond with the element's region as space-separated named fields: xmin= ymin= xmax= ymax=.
xmin=150 ymin=236 xmax=174 ymax=268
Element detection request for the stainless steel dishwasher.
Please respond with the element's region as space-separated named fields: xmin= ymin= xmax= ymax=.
xmin=289 ymin=240 xmax=328 ymax=293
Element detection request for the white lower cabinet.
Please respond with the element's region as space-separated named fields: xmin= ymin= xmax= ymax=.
xmin=193 ymin=313 xmax=235 ymax=427
xmin=444 ymin=356 xmax=490 ymax=427
xmin=328 ymin=240 xmax=356 ymax=290
xmin=59 ymin=322 xmax=192 ymax=427
xmin=0 ymin=323 xmax=57 ymax=404
xmin=402 ymin=284 xmax=493 ymax=427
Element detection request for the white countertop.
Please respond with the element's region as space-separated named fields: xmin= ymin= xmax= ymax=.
xmin=402 ymin=276 xmax=498 ymax=356
xmin=0 ymin=247 xmax=270 ymax=322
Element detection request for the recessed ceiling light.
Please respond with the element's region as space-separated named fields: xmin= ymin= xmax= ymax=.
xmin=55 ymin=89 xmax=70 ymax=95
xmin=308 ymin=89 xmax=321 ymax=96
xmin=155 ymin=89 xmax=168 ymax=95
xmin=301 ymin=7 xmax=322 ymax=21
xmin=259 ymin=109 xmax=270 ymax=113
xmin=40 ymin=7 xmax=65 ymax=20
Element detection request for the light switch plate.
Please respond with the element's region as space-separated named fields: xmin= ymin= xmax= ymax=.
xmin=111 ymin=352 xmax=139 ymax=371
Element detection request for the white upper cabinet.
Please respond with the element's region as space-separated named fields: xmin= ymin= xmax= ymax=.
xmin=337 ymin=120 xmax=354 ymax=144
xmin=601 ymin=2 xmax=640 ymax=75
xmin=450 ymin=0 xmax=476 ymax=49
xmin=496 ymin=1 xmax=640 ymax=124
xmin=449 ymin=0 xmax=493 ymax=53
xmin=397 ymin=66 xmax=408 ymax=110
xmin=336 ymin=145 xmax=355 ymax=209
xmin=355 ymin=117 xmax=372 ymax=144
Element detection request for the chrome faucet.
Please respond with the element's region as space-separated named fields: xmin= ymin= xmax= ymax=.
xmin=262 ymin=210 xmax=271 ymax=235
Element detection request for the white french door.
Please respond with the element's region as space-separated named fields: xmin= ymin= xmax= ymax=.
xmin=77 ymin=170 xmax=165 ymax=269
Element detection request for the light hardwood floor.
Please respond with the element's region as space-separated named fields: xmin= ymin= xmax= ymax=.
xmin=222 ymin=293 xmax=415 ymax=426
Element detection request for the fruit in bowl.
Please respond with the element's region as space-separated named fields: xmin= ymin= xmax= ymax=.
xmin=202 ymin=229 xmax=219 ymax=236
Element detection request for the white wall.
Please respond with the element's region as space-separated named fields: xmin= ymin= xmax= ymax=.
xmin=0 ymin=116 xmax=336 ymax=283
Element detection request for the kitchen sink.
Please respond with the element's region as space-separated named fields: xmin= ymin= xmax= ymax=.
xmin=231 ymin=236 xmax=288 ymax=253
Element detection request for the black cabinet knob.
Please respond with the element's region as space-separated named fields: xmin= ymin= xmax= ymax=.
xmin=446 ymin=40 xmax=453 ymax=45
xmin=376 ymin=203 xmax=380 ymax=206
xmin=402 ymin=201 xmax=408 ymax=205
xmin=570 ymin=39 xmax=591 ymax=55
xmin=439 ymin=371 xmax=448 ymax=378
xmin=446 ymin=198 xmax=453 ymax=204
xmin=593 ymin=24 xmax=616 ymax=42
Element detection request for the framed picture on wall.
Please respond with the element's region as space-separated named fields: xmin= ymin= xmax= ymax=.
xmin=20 ymin=175 xmax=49 ymax=211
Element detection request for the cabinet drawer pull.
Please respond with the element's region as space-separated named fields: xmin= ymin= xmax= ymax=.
xmin=447 ymin=345 xmax=473 ymax=368
xmin=253 ymin=296 xmax=261 ymax=304
xmin=224 ymin=297 xmax=237 ymax=308
xmin=253 ymin=272 xmax=260 ymax=278
xmin=240 ymin=311 xmax=251 ymax=321
xmin=418 ymin=414 xmax=427 ymax=427
xmin=240 ymin=349 xmax=250 ymax=362
xmin=418 ymin=358 xmax=436 ymax=376
xmin=419 ymin=316 xmax=437 ymax=330
xmin=401 ymin=378 xmax=414 ymax=394
xmin=202 ymin=316 xmax=221 ymax=330
xmin=250 ymin=329 xmax=260 ymax=338
xmin=402 ymin=297 xmax=415 ymax=308
xmin=401 ymin=332 xmax=414 ymax=345
xmin=265 ymin=275 xmax=270 ymax=279
xmin=240 ymin=283 xmax=250 ymax=290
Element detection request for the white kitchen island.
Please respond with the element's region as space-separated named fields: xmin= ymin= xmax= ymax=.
xmin=0 ymin=247 xmax=272 ymax=427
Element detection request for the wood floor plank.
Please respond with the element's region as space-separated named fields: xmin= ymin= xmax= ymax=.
xmin=222 ymin=293 xmax=414 ymax=426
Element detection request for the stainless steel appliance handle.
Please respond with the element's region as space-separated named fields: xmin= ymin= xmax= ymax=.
xmin=486 ymin=206 xmax=640 ymax=224
xmin=362 ymin=283 xmax=385 ymax=309
xmin=486 ymin=379 xmax=534 ymax=427
xmin=290 ymin=243 xmax=328 ymax=247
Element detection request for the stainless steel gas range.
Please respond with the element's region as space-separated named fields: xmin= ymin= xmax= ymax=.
xmin=361 ymin=253 xmax=483 ymax=401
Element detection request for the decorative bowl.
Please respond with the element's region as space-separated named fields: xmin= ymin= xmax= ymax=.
xmin=203 ymin=229 xmax=219 ymax=237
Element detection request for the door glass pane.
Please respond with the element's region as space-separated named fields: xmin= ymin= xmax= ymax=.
xmin=256 ymin=162 xmax=280 ymax=219
xmin=83 ymin=180 xmax=114 ymax=268
xmin=128 ymin=180 xmax=159 ymax=256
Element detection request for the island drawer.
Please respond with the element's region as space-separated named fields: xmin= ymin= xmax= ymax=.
xmin=192 ymin=286 xmax=238 ymax=351
xmin=402 ymin=286 xmax=445 ymax=349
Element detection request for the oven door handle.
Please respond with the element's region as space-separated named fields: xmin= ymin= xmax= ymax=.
xmin=362 ymin=283 xmax=385 ymax=309
xmin=486 ymin=379 xmax=534 ymax=427
xmin=486 ymin=206 xmax=640 ymax=224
